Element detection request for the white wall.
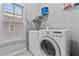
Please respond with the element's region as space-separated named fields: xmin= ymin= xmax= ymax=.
xmin=41 ymin=3 xmax=79 ymax=56
xmin=26 ymin=3 xmax=79 ymax=55
xmin=25 ymin=3 xmax=41 ymax=49
xmin=0 ymin=12 xmax=1 ymax=45
xmin=0 ymin=3 xmax=3 ymax=45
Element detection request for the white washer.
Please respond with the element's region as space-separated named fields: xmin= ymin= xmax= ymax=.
xmin=29 ymin=29 xmax=71 ymax=56
xmin=29 ymin=30 xmax=39 ymax=55
xmin=38 ymin=29 xmax=71 ymax=56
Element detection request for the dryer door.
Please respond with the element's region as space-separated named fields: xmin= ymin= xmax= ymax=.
xmin=40 ymin=36 xmax=61 ymax=56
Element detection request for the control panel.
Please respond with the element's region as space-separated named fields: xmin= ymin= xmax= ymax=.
xmin=52 ymin=31 xmax=62 ymax=38
xmin=45 ymin=31 xmax=62 ymax=38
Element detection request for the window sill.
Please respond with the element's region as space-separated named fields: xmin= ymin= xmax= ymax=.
xmin=2 ymin=20 xmax=23 ymax=24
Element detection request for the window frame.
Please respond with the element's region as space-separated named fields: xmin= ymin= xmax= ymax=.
xmin=3 ymin=3 xmax=24 ymax=18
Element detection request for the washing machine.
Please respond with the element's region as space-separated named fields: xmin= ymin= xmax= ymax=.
xmin=37 ymin=29 xmax=71 ymax=56
xmin=29 ymin=30 xmax=39 ymax=55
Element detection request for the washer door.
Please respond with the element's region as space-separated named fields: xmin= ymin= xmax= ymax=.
xmin=40 ymin=36 xmax=61 ymax=56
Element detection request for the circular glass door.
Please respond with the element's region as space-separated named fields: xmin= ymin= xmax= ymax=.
xmin=40 ymin=36 xmax=61 ymax=56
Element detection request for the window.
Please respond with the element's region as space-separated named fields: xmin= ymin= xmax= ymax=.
xmin=3 ymin=3 xmax=24 ymax=32
xmin=15 ymin=5 xmax=22 ymax=15
xmin=0 ymin=4 xmax=2 ymax=11
xmin=14 ymin=4 xmax=23 ymax=18
xmin=3 ymin=3 xmax=23 ymax=18
xmin=9 ymin=24 xmax=15 ymax=32
xmin=4 ymin=3 xmax=13 ymax=13
xmin=2 ymin=3 xmax=24 ymax=43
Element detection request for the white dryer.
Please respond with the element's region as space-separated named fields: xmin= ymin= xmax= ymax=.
xmin=29 ymin=30 xmax=39 ymax=55
xmin=37 ymin=29 xmax=71 ymax=56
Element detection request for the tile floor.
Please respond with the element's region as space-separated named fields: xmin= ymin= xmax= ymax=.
xmin=6 ymin=48 xmax=33 ymax=56
xmin=15 ymin=49 xmax=33 ymax=56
